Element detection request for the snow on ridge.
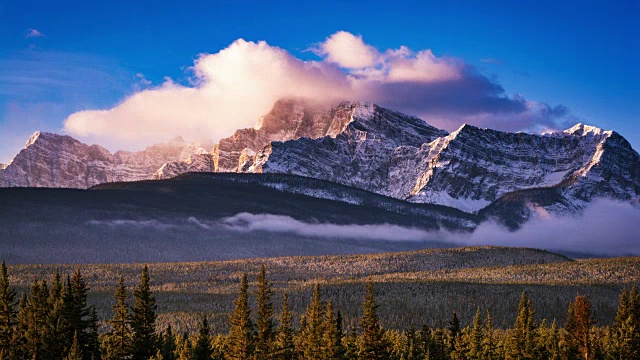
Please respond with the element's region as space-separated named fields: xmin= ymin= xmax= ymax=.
xmin=409 ymin=190 xmax=491 ymax=213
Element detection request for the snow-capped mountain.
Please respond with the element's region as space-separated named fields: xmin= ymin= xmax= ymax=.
xmin=1 ymin=99 xmax=638 ymax=225
xmin=0 ymin=132 xmax=205 ymax=188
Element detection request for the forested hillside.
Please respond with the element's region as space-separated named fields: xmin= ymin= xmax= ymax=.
xmin=2 ymin=252 xmax=640 ymax=360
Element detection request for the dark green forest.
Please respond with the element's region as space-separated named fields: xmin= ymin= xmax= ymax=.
xmin=1 ymin=260 xmax=639 ymax=360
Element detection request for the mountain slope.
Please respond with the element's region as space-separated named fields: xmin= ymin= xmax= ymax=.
xmin=246 ymin=110 xmax=639 ymax=214
xmin=1 ymin=99 xmax=638 ymax=224
xmin=0 ymin=173 xmax=476 ymax=263
xmin=0 ymin=132 xmax=208 ymax=188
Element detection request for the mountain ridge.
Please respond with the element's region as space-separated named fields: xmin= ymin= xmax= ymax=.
xmin=1 ymin=99 xmax=638 ymax=227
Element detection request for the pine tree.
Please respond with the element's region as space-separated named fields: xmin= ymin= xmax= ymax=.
xmin=450 ymin=330 xmax=469 ymax=360
xmin=343 ymin=327 xmax=358 ymax=360
xmin=548 ymin=320 xmax=561 ymax=360
xmin=131 ymin=265 xmax=158 ymax=360
xmin=13 ymin=292 xmax=29 ymax=359
xmin=565 ymin=295 xmax=595 ymax=360
xmin=44 ymin=269 xmax=67 ymax=359
xmin=509 ymin=291 xmax=536 ymax=359
xmin=161 ymin=326 xmax=177 ymax=360
xmin=102 ymin=277 xmax=132 ymax=360
xmin=429 ymin=326 xmax=449 ymax=360
xmin=300 ymin=283 xmax=325 ymax=360
xmin=193 ymin=315 xmax=212 ymax=360
xmin=448 ymin=310 xmax=461 ymax=352
xmin=24 ymin=278 xmax=51 ymax=360
xmin=67 ymin=331 xmax=83 ymax=360
xmin=254 ymin=265 xmax=275 ymax=360
xmin=480 ymin=311 xmax=495 ymax=360
xmin=211 ymin=334 xmax=228 ymax=360
xmin=323 ymin=300 xmax=345 ymax=359
xmin=532 ymin=319 xmax=550 ymax=359
xmin=357 ymin=282 xmax=389 ymax=360
xmin=0 ymin=260 xmax=17 ymax=356
xmin=625 ymin=286 xmax=640 ymax=359
xmin=56 ymin=270 xmax=93 ymax=360
xmin=71 ymin=269 xmax=91 ymax=358
xmin=176 ymin=334 xmax=191 ymax=360
xmin=86 ymin=306 xmax=101 ymax=360
xmin=468 ymin=308 xmax=483 ymax=359
xmin=227 ymin=273 xmax=254 ymax=360
xmin=610 ymin=287 xmax=629 ymax=359
xmin=275 ymin=291 xmax=295 ymax=360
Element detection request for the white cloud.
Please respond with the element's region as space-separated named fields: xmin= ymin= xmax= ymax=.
xmin=25 ymin=29 xmax=44 ymax=38
xmin=215 ymin=199 xmax=640 ymax=257
xmin=64 ymin=39 xmax=351 ymax=148
xmin=62 ymin=31 xmax=572 ymax=150
xmin=316 ymin=31 xmax=379 ymax=69
xmin=385 ymin=49 xmax=461 ymax=82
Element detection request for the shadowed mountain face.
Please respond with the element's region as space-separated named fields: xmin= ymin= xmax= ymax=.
xmin=1 ymin=99 xmax=639 ymax=227
xmin=0 ymin=173 xmax=477 ymax=264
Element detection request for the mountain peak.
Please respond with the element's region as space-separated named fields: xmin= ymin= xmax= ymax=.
xmin=25 ymin=131 xmax=43 ymax=148
xmin=564 ymin=123 xmax=610 ymax=137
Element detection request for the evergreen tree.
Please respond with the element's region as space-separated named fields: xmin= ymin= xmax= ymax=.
xmin=227 ymin=273 xmax=254 ymax=360
xmin=565 ymin=295 xmax=595 ymax=360
xmin=254 ymin=265 xmax=275 ymax=360
xmin=532 ymin=319 xmax=551 ymax=359
xmin=161 ymin=326 xmax=177 ymax=360
xmin=450 ymin=330 xmax=469 ymax=360
xmin=0 ymin=260 xmax=17 ymax=356
xmin=406 ymin=324 xmax=420 ymax=360
xmin=509 ymin=291 xmax=536 ymax=359
xmin=131 ymin=265 xmax=158 ymax=360
xmin=44 ymin=269 xmax=67 ymax=360
xmin=548 ymin=320 xmax=562 ymax=360
xmin=343 ymin=328 xmax=358 ymax=360
xmin=429 ymin=326 xmax=449 ymax=360
xmin=619 ymin=286 xmax=640 ymax=359
xmin=357 ymin=282 xmax=389 ymax=360
xmin=24 ymin=279 xmax=51 ymax=360
xmin=102 ymin=277 xmax=132 ymax=360
xmin=86 ymin=306 xmax=101 ymax=360
xmin=211 ymin=334 xmax=228 ymax=360
xmin=480 ymin=311 xmax=495 ymax=360
xmin=71 ymin=269 xmax=92 ymax=358
xmin=176 ymin=334 xmax=191 ymax=360
xmin=468 ymin=308 xmax=483 ymax=359
xmin=67 ymin=331 xmax=83 ymax=360
xmin=300 ymin=283 xmax=325 ymax=360
xmin=13 ymin=291 xmax=29 ymax=359
xmin=323 ymin=300 xmax=345 ymax=359
xmin=275 ymin=291 xmax=295 ymax=360
xmin=193 ymin=315 xmax=212 ymax=360
xmin=448 ymin=310 xmax=461 ymax=352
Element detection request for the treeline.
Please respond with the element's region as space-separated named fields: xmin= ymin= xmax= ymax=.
xmin=1 ymin=261 xmax=640 ymax=360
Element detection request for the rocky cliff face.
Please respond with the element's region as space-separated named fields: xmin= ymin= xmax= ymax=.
xmin=0 ymin=132 xmax=201 ymax=188
xmin=247 ymin=111 xmax=639 ymax=214
xmin=2 ymin=99 xmax=639 ymax=223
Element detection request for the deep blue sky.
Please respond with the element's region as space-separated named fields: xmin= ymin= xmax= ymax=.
xmin=1 ymin=0 xmax=638 ymax=162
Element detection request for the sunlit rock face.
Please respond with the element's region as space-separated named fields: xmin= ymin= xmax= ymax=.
xmin=0 ymin=132 xmax=190 ymax=188
xmin=246 ymin=107 xmax=639 ymax=215
xmin=1 ymin=98 xmax=639 ymax=222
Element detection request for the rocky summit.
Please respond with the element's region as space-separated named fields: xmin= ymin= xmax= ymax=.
xmin=1 ymin=98 xmax=639 ymax=224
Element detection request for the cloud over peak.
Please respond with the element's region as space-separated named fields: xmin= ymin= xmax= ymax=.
xmin=315 ymin=31 xmax=379 ymax=69
xmin=63 ymin=31 xmax=573 ymax=150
